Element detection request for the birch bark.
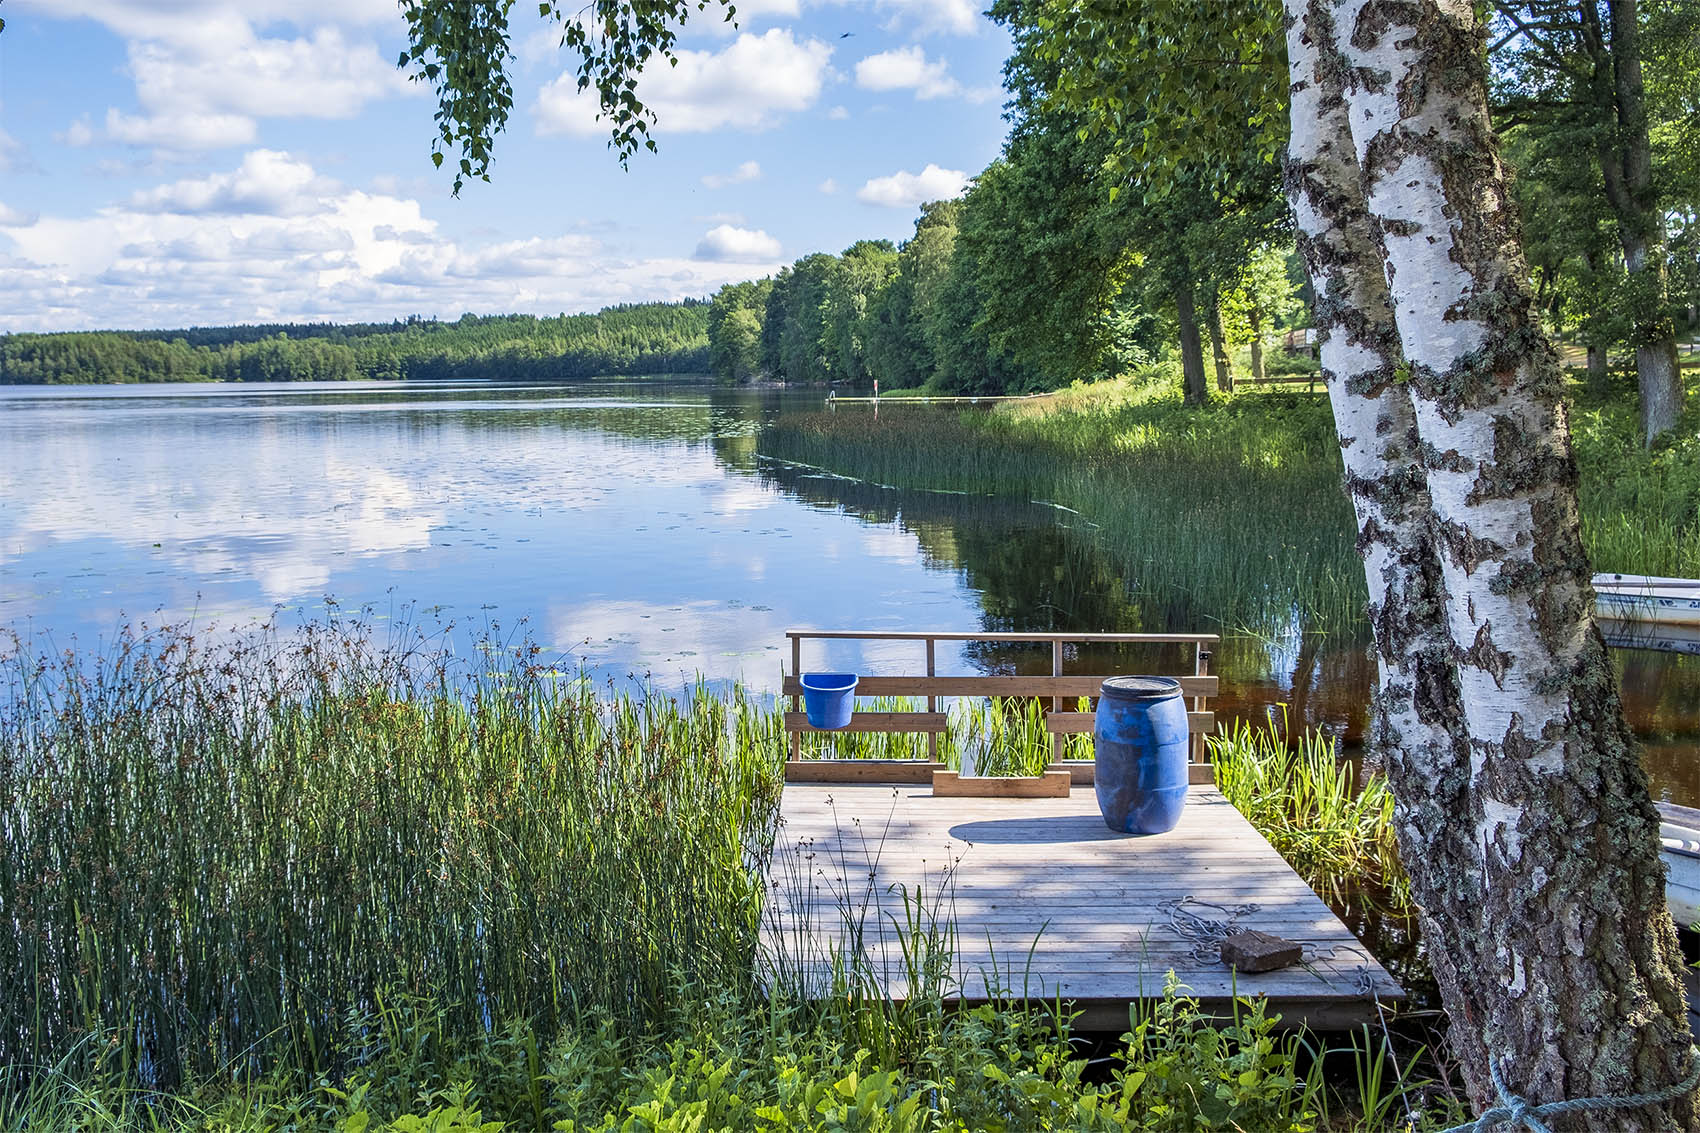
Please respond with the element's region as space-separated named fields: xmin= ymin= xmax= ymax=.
xmin=1316 ymin=0 xmax=1694 ymax=1123
xmin=1282 ymin=0 xmax=1491 ymax=1094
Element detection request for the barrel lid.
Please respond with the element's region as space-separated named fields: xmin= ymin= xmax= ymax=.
xmin=1099 ymin=675 xmax=1181 ymax=701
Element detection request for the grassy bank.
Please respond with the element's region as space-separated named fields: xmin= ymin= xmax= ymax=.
xmin=767 ymin=383 xmax=1365 ymax=636
xmin=762 ymin=372 xmax=1700 ymax=634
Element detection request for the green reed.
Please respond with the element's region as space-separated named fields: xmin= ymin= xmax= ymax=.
xmin=764 ymin=370 xmax=1700 ymax=635
xmin=763 ymin=381 xmax=1368 ymax=637
xmin=0 ymin=619 xmax=784 ymax=1091
xmin=1209 ymin=712 xmax=1407 ymax=909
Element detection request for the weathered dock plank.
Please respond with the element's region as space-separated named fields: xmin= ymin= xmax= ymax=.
xmin=762 ymin=784 xmax=1403 ymax=1031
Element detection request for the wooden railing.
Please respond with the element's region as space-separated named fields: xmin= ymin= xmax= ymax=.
xmin=783 ymin=630 xmax=1219 ymax=777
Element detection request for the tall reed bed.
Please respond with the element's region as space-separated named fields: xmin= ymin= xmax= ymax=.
xmin=0 ymin=620 xmax=783 ymax=1091
xmin=762 ymin=383 xmax=1367 ymax=636
xmin=765 ymin=373 xmax=1700 ymax=635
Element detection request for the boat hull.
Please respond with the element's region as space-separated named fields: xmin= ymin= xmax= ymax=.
xmin=1593 ymin=573 xmax=1700 ymax=627
xmin=1660 ymin=804 xmax=1700 ymax=929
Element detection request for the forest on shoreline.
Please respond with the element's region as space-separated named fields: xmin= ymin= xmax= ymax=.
xmin=0 ymin=302 xmax=711 ymax=385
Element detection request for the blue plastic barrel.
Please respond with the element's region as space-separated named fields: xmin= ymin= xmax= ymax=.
xmin=1093 ymin=676 xmax=1189 ymax=834
xmin=800 ymin=673 xmax=858 ymax=730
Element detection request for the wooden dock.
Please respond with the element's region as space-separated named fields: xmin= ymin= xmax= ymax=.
xmin=763 ymin=782 xmax=1403 ymax=1031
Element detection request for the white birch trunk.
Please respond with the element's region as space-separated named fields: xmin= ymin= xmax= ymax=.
xmin=1281 ymin=0 xmax=1491 ymax=1091
xmin=1327 ymin=0 xmax=1693 ymax=1123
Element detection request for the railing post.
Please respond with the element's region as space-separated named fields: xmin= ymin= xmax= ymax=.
xmin=1193 ymin=640 xmax=1211 ymax=765
xmin=926 ymin=637 xmax=937 ymax=765
xmin=1051 ymin=637 xmax=1064 ymax=766
xmin=790 ymin=634 xmax=802 ymax=764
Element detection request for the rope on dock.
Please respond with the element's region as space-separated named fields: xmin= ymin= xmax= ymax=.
xmin=1158 ymin=896 xmax=1259 ymax=963
xmin=1435 ymin=1045 xmax=1700 ymax=1132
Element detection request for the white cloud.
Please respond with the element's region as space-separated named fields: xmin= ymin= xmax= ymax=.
xmin=856 ymin=164 xmax=969 ymax=208
xmin=0 ymin=202 xmax=39 ymax=227
xmin=855 ymin=46 xmax=960 ymax=99
xmin=874 ymin=0 xmax=984 ymax=36
xmin=0 ymin=125 xmax=35 ymax=173
xmin=818 ymin=179 xmax=838 ymax=194
xmin=535 ymin=29 xmax=833 ymax=136
xmin=14 ymin=0 xmax=400 ymax=35
xmin=694 ymin=224 xmax=782 ymax=263
xmin=104 ymin=108 xmax=258 ymax=150
xmin=59 ymin=117 xmax=97 ymax=147
xmin=33 ymin=8 xmax=408 ymax=154
xmin=827 ymin=105 xmax=850 ymax=121
xmin=0 ymin=151 xmax=772 ymax=331
xmin=702 ymin=160 xmax=762 ymax=188
xmin=129 ymin=150 xmax=336 ymax=216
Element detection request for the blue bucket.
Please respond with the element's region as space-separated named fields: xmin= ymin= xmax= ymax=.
xmin=1093 ymin=676 xmax=1189 ymax=834
xmin=801 ymin=672 xmax=858 ymax=730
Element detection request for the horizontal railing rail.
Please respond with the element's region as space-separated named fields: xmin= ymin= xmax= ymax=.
xmin=783 ymin=629 xmax=1218 ymax=773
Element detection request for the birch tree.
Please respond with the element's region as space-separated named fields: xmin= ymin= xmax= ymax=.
xmin=1288 ymin=4 xmax=1693 ymax=1122
xmin=397 ymin=0 xmax=1698 ymax=1123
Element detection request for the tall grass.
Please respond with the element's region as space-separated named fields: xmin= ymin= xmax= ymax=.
xmin=763 ymin=382 xmax=1368 ymax=636
xmin=0 ymin=624 xmax=1458 ymax=1130
xmin=0 ymin=619 xmax=783 ymax=1091
xmin=763 ymin=370 xmax=1700 ymax=636
xmin=1210 ymin=712 xmax=1407 ymax=910
xmin=1570 ymin=375 xmax=1700 ymax=577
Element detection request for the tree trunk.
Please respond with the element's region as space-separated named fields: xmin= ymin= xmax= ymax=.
xmin=1207 ymin=298 xmax=1234 ymax=391
xmin=1248 ymin=306 xmax=1266 ymax=383
xmin=1175 ymin=287 xmax=1209 ymax=407
xmin=1587 ymin=344 xmax=1609 ymax=394
xmin=1284 ymin=2 xmax=1487 ymax=1095
xmin=1584 ymin=0 xmax=1686 ymax=443
xmin=1330 ymin=0 xmax=1694 ymax=1125
xmin=1636 ymin=336 xmax=1683 ymax=445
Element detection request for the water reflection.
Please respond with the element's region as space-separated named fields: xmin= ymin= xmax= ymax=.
xmin=2 ymin=379 xmax=1694 ymax=806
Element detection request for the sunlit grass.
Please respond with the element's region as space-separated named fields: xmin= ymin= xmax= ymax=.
xmin=1210 ymin=711 xmax=1408 ymax=910
xmin=762 ymin=380 xmax=1368 ymax=636
xmin=764 ymin=371 xmax=1700 ymax=636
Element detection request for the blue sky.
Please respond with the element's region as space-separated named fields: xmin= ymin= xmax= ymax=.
xmin=0 ymin=1 xmax=1014 ymax=331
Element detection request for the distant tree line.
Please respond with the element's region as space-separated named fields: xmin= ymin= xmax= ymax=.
xmin=0 ymin=303 xmax=710 ymax=384
xmin=705 ymin=2 xmax=1307 ymax=399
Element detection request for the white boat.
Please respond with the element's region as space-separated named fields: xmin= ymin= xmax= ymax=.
xmin=1594 ymin=573 xmax=1700 ymax=627
xmin=1662 ymin=803 xmax=1700 ymax=929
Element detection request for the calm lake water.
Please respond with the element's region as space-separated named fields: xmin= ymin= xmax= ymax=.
xmin=3 ymin=378 xmax=1696 ymax=804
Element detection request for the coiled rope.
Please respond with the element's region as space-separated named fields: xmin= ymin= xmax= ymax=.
xmin=1436 ymin=1046 xmax=1700 ymax=1132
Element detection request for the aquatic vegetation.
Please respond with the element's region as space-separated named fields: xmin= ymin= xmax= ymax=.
xmin=0 ymin=619 xmax=783 ymax=1091
xmin=761 ymin=382 xmax=1368 ymax=637
xmin=761 ymin=370 xmax=1700 ymax=636
xmin=1569 ymin=377 xmax=1700 ymax=577
xmin=1210 ymin=711 xmax=1408 ymax=910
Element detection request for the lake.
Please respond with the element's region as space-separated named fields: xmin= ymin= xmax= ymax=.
xmin=3 ymin=378 xmax=1695 ymax=802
